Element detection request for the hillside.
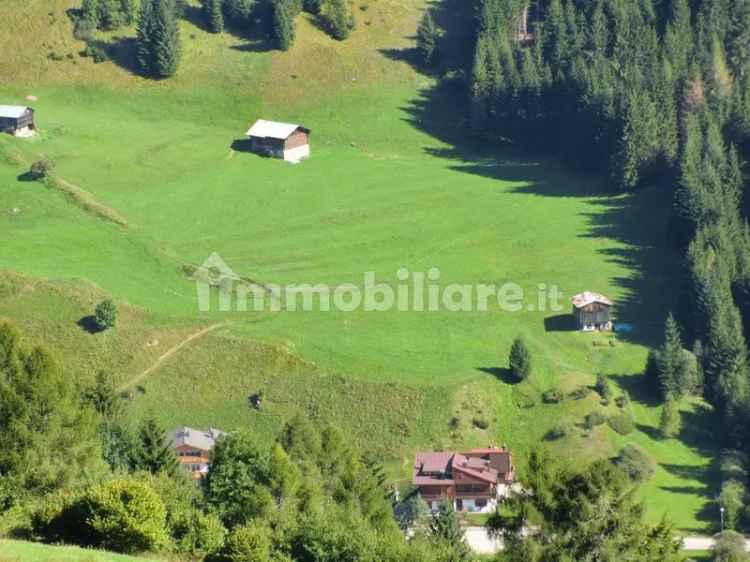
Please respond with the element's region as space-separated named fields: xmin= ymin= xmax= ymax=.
xmin=0 ymin=0 xmax=719 ymax=533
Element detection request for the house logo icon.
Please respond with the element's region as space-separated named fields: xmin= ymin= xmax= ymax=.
xmin=193 ymin=252 xmax=242 ymax=312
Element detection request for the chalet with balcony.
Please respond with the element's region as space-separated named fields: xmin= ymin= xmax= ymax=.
xmin=169 ymin=426 xmax=226 ymax=479
xmin=413 ymin=447 xmax=514 ymax=512
xmin=571 ymin=292 xmax=613 ymax=331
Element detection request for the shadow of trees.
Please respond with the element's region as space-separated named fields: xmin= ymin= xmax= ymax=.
xmin=476 ymin=367 xmax=518 ymax=385
xmin=77 ymin=315 xmax=103 ymax=334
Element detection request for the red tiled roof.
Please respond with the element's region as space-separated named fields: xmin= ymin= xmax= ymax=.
xmin=452 ymin=453 xmax=499 ymax=484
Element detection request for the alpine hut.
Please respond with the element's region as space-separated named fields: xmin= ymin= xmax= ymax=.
xmin=246 ymin=119 xmax=310 ymax=163
xmin=571 ymin=292 xmax=612 ymax=331
xmin=0 ymin=106 xmax=35 ymax=137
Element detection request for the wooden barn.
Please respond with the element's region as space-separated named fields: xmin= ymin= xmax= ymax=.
xmin=246 ymin=119 xmax=311 ymax=163
xmin=0 ymin=105 xmax=35 ymax=136
xmin=571 ymin=292 xmax=612 ymax=331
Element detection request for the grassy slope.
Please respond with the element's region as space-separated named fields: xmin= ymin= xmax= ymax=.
xmin=0 ymin=539 xmax=164 ymax=562
xmin=0 ymin=0 xmax=719 ymax=531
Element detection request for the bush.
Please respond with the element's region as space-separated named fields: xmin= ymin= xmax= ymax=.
xmin=584 ymin=411 xmax=607 ymax=430
xmin=613 ymin=444 xmax=656 ymax=482
xmin=80 ymin=44 xmax=108 ymax=63
xmin=720 ymin=480 xmax=747 ymax=531
xmin=595 ymin=374 xmax=612 ymax=400
xmin=608 ymin=412 xmax=635 ymax=435
xmin=81 ymin=479 xmax=168 ymax=553
xmin=172 ymin=509 xmax=226 ymax=558
xmin=214 ymin=522 xmax=272 ymax=562
xmin=713 ymin=530 xmax=749 ymax=562
xmin=542 ymin=388 xmax=563 ymax=404
xmin=472 ymin=417 xmax=489 ymax=430
xmin=546 ymin=419 xmax=574 ymax=440
xmin=30 ymin=159 xmax=55 ymax=180
xmin=34 ymin=479 xmax=168 ymax=553
xmin=659 ymin=398 xmax=682 ymax=439
xmin=73 ymin=18 xmax=97 ymax=41
xmin=615 ymin=394 xmax=630 ymax=408
xmin=95 ymin=299 xmax=117 ymax=330
xmin=569 ymin=386 xmax=592 ymax=400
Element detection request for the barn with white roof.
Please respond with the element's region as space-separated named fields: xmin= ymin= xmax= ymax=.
xmin=246 ymin=119 xmax=311 ymax=163
xmin=0 ymin=105 xmax=35 ymax=136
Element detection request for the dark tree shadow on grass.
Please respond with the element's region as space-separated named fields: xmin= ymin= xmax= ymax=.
xmin=87 ymin=37 xmax=141 ymax=77
xmin=77 ymin=315 xmax=103 ymax=334
xmin=635 ymin=423 xmax=662 ymax=440
xmin=609 ymin=373 xmax=661 ymax=407
xmin=477 ymin=367 xmax=518 ymax=385
xmin=16 ymin=171 xmax=37 ymax=182
xmin=544 ymin=314 xmax=576 ymax=332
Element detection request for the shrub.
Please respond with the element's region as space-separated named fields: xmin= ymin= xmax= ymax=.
xmin=30 ymin=159 xmax=55 ymax=180
xmin=595 ymin=374 xmax=612 ymax=400
xmin=172 ymin=509 xmax=226 ymax=558
xmin=34 ymin=479 xmax=168 ymax=553
xmin=215 ymin=522 xmax=272 ymax=562
xmin=659 ymin=398 xmax=682 ymax=439
xmin=720 ymin=480 xmax=747 ymax=531
xmin=472 ymin=417 xmax=489 ymax=430
xmin=73 ymin=18 xmax=97 ymax=41
xmin=546 ymin=419 xmax=574 ymax=440
xmin=713 ymin=530 xmax=749 ymax=562
xmin=608 ymin=412 xmax=635 ymax=435
xmin=569 ymin=386 xmax=592 ymax=400
xmin=613 ymin=444 xmax=656 ymax=482
xmin=95 ymin=299 xmax=117 ymax=331
xmin=542 ymin=388 xmax=563 ymax=404
xmin=80 ymin=44 xmax=108 ymax=63
xmin=303 ymin=0 xmax=323 ymax=14
xmin=584 ymin=411 xmax=606 ymax=430
xmin=81 ymin=479 xmax=168 ymax=553
xmin=509 ymin=336 xmax=532 ymax=381
xmin=324 ymin=0 xmax=353 ymax=40
xmin=615 ymin=394 xmax=630 ymax=408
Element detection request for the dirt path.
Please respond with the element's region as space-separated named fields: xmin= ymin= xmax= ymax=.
xmin=118 ymin=323 xmax=226 ymax=392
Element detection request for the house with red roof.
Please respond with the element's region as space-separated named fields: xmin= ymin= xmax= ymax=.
xmin=413 ymin=446 xmax=514 ymax=513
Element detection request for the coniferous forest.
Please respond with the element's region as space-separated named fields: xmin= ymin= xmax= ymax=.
xmin=469 ymin=0 xmax=750 ymax=451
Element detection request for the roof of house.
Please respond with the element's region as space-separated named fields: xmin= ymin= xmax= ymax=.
xmin=413 ymin=449 xmax=513 ymax=487
xmin=571 ymin=291 xmax=612 ymax=309
xmin=246 ymin=119 xmax=306 ymax=140
xmin=452 ymin=453 xmax=499 ymax=484
xmin=0 ymin=105 xmax=30 ymax=119
xmin=169 ymin=426 xmax=226 ymax=451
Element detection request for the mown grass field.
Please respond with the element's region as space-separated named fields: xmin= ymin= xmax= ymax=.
xmin=0 ymin=0 xmax=720 ymax=533
xmin=0 ymin=539 xmax=165 ymax=562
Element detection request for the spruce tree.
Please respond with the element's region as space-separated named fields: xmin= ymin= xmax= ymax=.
xmin=428 ymin=501 xmax=470 ymax=560
xmin=416 ymin=10 xmax=439 ymax=67
xmin=326 ymin=0 xmax=351 ymax=41
xmin=133 ymin=417 xmax=178 ymax=475
xmin=273 ymin=0 xmax=295 ymax=51
xmin=152 ymin=0 xmax=181 ymax=78
xmin=136 ymin=0 xmax=156 ymax=74
xmin=509 ymin=336 xmax=532 ymax=381
xmin=203 ymin=0 xmax=224 ymax=33
xmin=657 ymin=313 xmax=685 ymax=398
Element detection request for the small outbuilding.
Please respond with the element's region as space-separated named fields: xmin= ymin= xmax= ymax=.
xmin=246 ymin=119 xmax=311 ymax=163
xmin=571 ymin=292 xmax=612 ymax=332
xmin=0 ymin=105 xmax=35 ymax=137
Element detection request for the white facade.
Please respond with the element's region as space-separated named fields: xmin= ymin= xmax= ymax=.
xmin=284 ymin=144 xmax=310 ymax=163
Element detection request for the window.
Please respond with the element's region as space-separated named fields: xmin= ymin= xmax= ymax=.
xmin=476 ymin=499 xmax=487 ymax=508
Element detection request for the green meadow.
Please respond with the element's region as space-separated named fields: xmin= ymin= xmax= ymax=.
xmin=0 ymin=0 xmax=720 ymax=533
